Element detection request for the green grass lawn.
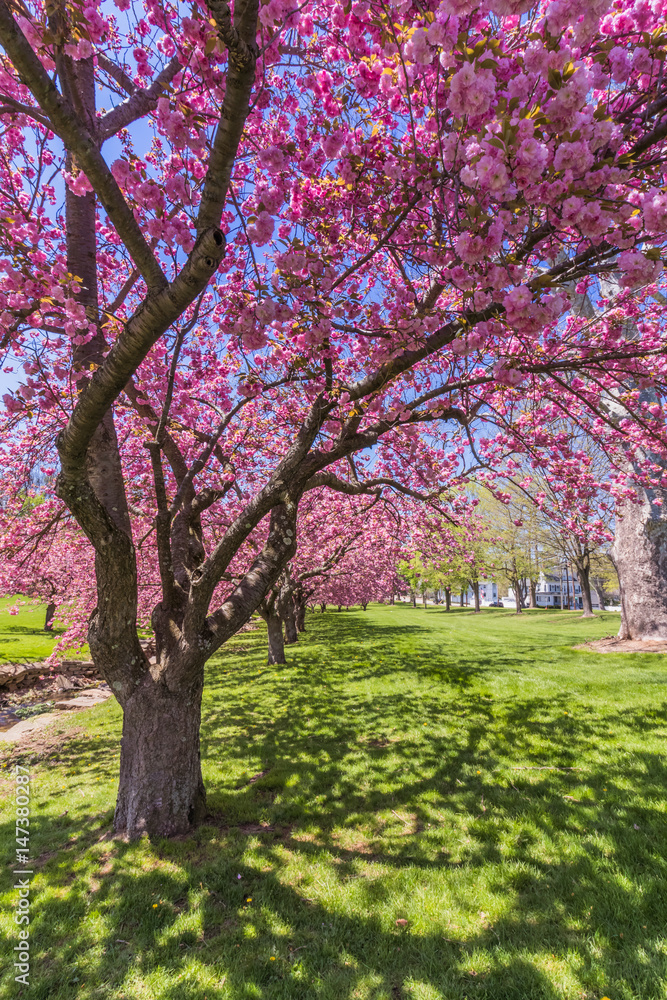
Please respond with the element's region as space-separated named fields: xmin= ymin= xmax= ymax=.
xmin=1 ymin=605 xmax=666 ymax=1000
xmin=0 ymin=597 xmax=69 ymax=662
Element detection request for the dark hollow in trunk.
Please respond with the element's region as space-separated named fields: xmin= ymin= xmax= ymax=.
xmin=44 ymin=602 xmax=56 ymax=631
xmin=114 ymin=676 xmax=206 ymax=839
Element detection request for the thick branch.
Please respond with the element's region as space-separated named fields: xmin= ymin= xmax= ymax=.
xmin=196 ymin=0 xmax=259 ymax=233
xmin=98 ymin=56 xmax=182 ymax=142
xmin=0 ymin=1 xmax=165 ymax=290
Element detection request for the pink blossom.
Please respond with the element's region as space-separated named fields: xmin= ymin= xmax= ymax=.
xmin=404 ymin=27 xmax=432 ymax=66
xmin=259 ymin=146 xmax=287 ymax=174
xmin=242 ymin=327 xmax=269 ymax=351
xmin=63 ymin=170 xmax=94 ymax=197
xmin=618 ymin=250 xmax=663 ymax=289
xmin=427 ymin=15 xmax=459 ymax=48
xmin=322 ymin=132 xmax=345 ymax=158
xmin=642 ymin=188 xmax=667 ymax=234
xmin=489 ymin=0 xmax=534 ymax=13
xmin=514 ymin=137 xmax=549 ymax=184
xmin=553 ymin=140 xmax=594 ymax=176
xmin=64 ymin=38 xmax=93 ymax=60
xmin=455 ymin=231 xmax=486 ymax=264
xmin=476 ymin=155 xmax=512 ymax=195
xmin=448 ymin=63 xmax=496 ymax=118
xmin=246 ymin=210 xmax=275 ymax=246
xmin=609 ymin=46 xmax=632 ymax=83
xmin=494 ymin=362 xmax=525 ymax=387
xmin=546 ymin=64 xmax=592 ymax=127
xmin=438 ymin=0 xmax=475 ymax=13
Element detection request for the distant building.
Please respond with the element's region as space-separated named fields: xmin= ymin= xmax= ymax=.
xmin=456 ymin=581 xmax=498 ymax=605
xmin=508 ymin=571 xmax=601 ymax=609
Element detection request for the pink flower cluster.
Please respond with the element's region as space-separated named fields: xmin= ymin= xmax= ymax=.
xmin=617 ymin=251 xmax=663 ymax=289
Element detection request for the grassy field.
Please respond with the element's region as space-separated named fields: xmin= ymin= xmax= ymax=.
xmin=0 ymin=597 xmax=68 ymax=663
xmin=1 ymin=604 xmax=666 ymax=1000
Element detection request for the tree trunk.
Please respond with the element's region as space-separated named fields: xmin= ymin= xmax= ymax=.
xmin=445 ymin=586 xmax=451 ymax=611
xmin=471 ymin=580 xmax=480 ymax=613
xmin=114 ymin=675 xmax=207 ymax=839
xmin=44 ymin=602 xmax=56 ymax=631
xmin=529 ymin=579 xmax=537 ymax=609
xmin=573 ymin=551 xmax=595 ymax=618
xmin=459 ymin=589 xmax=464 ymax=608
xmin=283 ymin=610 xmax=297 ymax=643
xmin=422 ymin=592 xmax=426 ymax=608
xmin=320 ymin=602 xmax=326 ymax=613
xmin=613 ymin=488 xmax=667 ymax=640
xmin=593 ymin=582 xmax=607 ymax=611
xmin=361 ymin=602 xmax=368 ymax=610
xmin=295 ymin=599 xmax=306 ymax=632
xmin=411 ymin=591 xmax=416 ymax=608
xmin=266 ymin=613 xmax=286 ymax=664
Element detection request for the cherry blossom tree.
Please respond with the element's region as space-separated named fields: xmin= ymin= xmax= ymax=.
xmin=0 ymin=0 xmax=666 ymax=837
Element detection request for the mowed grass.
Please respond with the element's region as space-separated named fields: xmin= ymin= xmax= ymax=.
xmin=0 ymin=597 xmax=83 ymax=664
xmin=1 ymin=605 xmax=666 ymax=1000
xmin=0 ymin=597 xmax=68 ymax=663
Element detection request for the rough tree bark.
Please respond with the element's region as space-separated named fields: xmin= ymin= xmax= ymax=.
xmin=572 ymin=548 xmax=595 ymax=618
xmin=258 ymin=586 xmax=287 ymax=665
xmin=470 ymin=579 xmax=480 ymax=613
xmin=529 ymin=579 xmax=537 ymax=609
xmin=591 ymin=578 xmax=607 ymax=611
xmin=114 ymin=674 xmax=207 ymax=836
xmin=282 ymin=603 xmax=298 ymax=644
xmin=44 ymin=602 xmax=56 ymax=631
xmin=613 ymin=484 xmax=667 ymax=640
xmin=572 ymin=278 xmax=667 ymax=639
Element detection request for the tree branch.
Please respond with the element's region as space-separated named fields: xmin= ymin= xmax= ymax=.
xmin=0 ymin=1 xmax=166 ymax=290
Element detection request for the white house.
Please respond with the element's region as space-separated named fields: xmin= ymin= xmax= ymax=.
xmin=508 ymin=571 xmax=600 ymax=609
xmin=454 ymin=581 xmax=498 ymax=605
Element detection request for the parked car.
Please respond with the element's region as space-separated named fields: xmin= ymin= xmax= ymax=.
xmin=488 ymin=601 xmax=504 ymax=608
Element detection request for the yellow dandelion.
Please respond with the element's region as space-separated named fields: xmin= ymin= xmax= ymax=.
xmin=246 ymin=897 xmax=252 ymax=902
xmin=270 ymin=956 xmax=276 ymax=961
xmin=153 ymin=903 xmax=158 ymax=909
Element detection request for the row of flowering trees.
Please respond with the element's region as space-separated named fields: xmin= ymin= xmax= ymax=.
xmin=0 ymin=0 xmax=665 ymax=836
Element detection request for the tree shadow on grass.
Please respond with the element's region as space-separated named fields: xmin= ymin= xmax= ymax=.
xmin=1 ymin=610 xmax=666 ymax=998
xmin=0 ymin=741 xmax=665 ymax=1000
